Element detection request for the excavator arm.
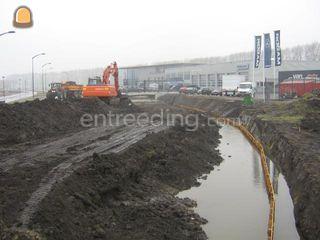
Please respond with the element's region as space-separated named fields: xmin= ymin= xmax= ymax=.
xmin=102 ymin=62 xmax=119 ymax=93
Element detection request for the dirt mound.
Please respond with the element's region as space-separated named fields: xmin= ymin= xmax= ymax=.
xmin=300 ymin=98 xmax=320 ymax=132
xmin=159 ymin=94 xmax=246 ymax=117
xmin=0 ymin=98 xmax=137 ymax=145
xmin=23 ymin=120 xmax=222 ymax=240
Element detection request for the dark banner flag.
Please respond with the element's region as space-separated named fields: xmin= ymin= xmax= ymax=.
xmin=264 ymin=33 xmax=272 ymax=68
xmin=254 ymin=36 xmax=262 ymax=68
xmin=274 ymin=30 xmax=282 ymax=66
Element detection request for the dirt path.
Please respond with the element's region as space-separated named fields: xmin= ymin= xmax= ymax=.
xmin=17 ymin=123 xmax=167 ymax=229
xmin=0 ymin=121 xmax=167 ymax=229
xmin=0 ymin=125 xmax=124 ymax=172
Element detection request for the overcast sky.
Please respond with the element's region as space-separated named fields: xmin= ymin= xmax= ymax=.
xmin=1 ymin=0 xmax=319 ymax=75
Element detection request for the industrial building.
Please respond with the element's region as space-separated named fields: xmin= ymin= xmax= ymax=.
xmin=119 ymin=63 xmax=202 ymax=90
xmin=120 ymin=60 xmax=320 ymax=99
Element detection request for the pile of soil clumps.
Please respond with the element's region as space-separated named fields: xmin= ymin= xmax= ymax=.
xmin=6 ymin=118 xmax=222 ymax=240
xmin=0 ymin=98 xmax=136 ymax=145
xmin=159 ymin=94 xmax=245 ymax=118
xmin=300 ymin=97 xmax=320 ymax=132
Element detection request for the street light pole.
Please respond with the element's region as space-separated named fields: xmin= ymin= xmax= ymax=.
xmin=45 ymin=67 xmax=54 ymax=91
xmin=19 ymin=78 xmax=22 ymax=96
xmin=0 ymin=31 xmax=15 ymax=37
xmin=1 ymin=31 xmax=15 ymax=101
xmin=32 ymin=53 xmax=46 ymax=98
xmin=41 ymin=63 xmax=52 ymax=93
xmin=2 ymin=76 xmax=5 ymax=101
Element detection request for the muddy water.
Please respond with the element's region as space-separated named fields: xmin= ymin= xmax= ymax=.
xmin=178 ymin=125 xmax=300 ymax=240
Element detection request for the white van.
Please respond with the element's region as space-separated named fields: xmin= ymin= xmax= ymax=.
xmin=237 ymin=82 xmax=254 ymax=97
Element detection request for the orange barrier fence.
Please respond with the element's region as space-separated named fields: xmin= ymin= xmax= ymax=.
xmin=176 ymin=104 xmax=275 ymax=240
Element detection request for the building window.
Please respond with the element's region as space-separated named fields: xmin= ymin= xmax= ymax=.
xmin=200 ymin=74 xmax=207 ymax=87
xmin=191 ymin=75 xmax=199 ymax=85
xmin=184 ymin=72 xmax=190 ymax=80
xmin=208 ymin=74 xmax=216 ymax=88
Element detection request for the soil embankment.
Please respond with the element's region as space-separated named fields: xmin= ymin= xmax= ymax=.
xmin=160 ymin=93 xmax=320 ymax=240
xmin=242 ymin=99 xmax=320 ymax=240
xmin=0 ymin=99 xmax=222 ymax=240
xmin=0 ymin=98 xmax=136 ymax=145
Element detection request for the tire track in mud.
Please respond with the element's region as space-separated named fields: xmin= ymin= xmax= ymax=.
xmin=0 ymin=126 xmax=125 ymax=172
xmin=17 ymin=123 xmax=168 ymax=229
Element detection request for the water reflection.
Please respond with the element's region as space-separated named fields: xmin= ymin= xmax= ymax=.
xmin=272 ymin=162 xmax=280 ymax=194
xmin=252 ymin=149 xmax=262 ymax=186
xmin=178 ymin=125 xmax=299 ymax=240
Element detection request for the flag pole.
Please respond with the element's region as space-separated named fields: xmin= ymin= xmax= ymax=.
xmin=273 ymin=61 xmax=276 ymax=99
xmin=263 ymin=58 xmax=266 ymax=102
xmin=273 ymin=30 xmax=276 ymax=100
xmin=252 ymin=37 xmax=255 ymax=92
xmin=262 ymin=35 xmax=266 ymax=102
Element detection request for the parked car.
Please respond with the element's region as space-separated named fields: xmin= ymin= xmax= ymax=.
xmin=211 ymin=89 xmax=222 ymax=96
xmin=179 ymin=85 xmax=199 ymax=94
xmin=224 ymin=89 xmax=238 ymax=96
xmin=170 ymin=83 xmax=184 ymax=92
xmin=198 ymin=87 xmax=212 ymax=95
xmin=179 ymin=86 xmax=188 ymax=94
xmin=185 ymin=86 xmax=199 ymax=94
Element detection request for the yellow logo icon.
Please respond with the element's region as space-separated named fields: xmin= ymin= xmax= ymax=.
xmin=13 ymin=6 xmax=33 ymax=28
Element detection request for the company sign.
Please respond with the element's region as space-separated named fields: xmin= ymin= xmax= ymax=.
xmin=237 ymin=64 xmax=249 ymax=71
xmin=274 ymin=30 xmax=282 ymax=66
xmin=279 ymin=70 xmax=320 ymax=83
xmin=254 ymin=36 xmax=262 ymax=68
xmin=264 ymin=33 xmax=272 ymax=68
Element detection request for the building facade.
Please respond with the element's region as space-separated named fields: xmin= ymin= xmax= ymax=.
xmin=120 ymin=60 xmax=320 ymax=99
xmin=119 ymin=63 xmax=202 ymax=90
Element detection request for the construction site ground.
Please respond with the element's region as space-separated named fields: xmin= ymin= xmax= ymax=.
xmin=0 ymin=98 xmax=222 ymax=240
xmin=0 ymin=94 xmax=319 ymax=240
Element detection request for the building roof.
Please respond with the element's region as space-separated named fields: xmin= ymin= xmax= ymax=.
xmin=120 ymin=62 xmax=203 ymax=69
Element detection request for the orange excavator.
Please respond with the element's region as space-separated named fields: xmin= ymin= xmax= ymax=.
xmin=82 ymin=62 xmax=125 ymax=103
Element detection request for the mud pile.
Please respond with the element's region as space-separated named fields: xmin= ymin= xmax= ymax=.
xmin=13 ymin=119 xmax=221 ymax=240
xmin=300 ymin=97 xmax=320 ymax=132
xmin=0 ymin=98 xmax=136 ymax=145
xmin=159 ymin=94 xmax=245 ymax=117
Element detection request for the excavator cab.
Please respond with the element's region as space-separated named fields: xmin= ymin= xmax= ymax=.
xmin=87 ymin=77 xmax=102 ymax=85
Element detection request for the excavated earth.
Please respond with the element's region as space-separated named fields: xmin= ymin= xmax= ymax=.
xmin=3 ymin=94 xmax=319 ymax=240
xmin=160 ymin=93 xmax=320 ymax=240
xmin=0 ymin=98 xmax=137 ymax=146
xmin=0 ymin=98 xmax=222 ymax=240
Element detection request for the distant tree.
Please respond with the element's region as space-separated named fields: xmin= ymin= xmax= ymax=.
xmin=304 ymin=42 xmax=320 ymax=61
xmin=165 ymin=41 xmax=320 ymax=64
xmin=291 ymin=45 xmax=304 ymax=61
xmin=282 ymin=48 xmax=292 ymax=61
